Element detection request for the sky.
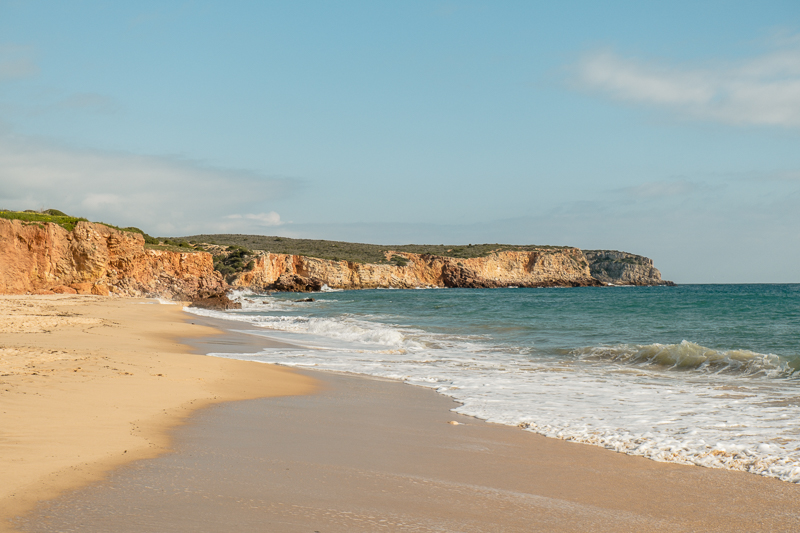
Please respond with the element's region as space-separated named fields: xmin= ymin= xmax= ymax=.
xmin=1 ymin=1 xmax=799 ymax=283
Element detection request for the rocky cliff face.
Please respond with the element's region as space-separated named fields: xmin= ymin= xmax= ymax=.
xmin=0 ymin=219 xmax=226 ymax=298
xmin=583 ymin=250 xmax=673 ymax=286
xmin=230 ymin=248 xmax=602 ymax=291
xmin=0 ymin=218 xmax=670 ymax=297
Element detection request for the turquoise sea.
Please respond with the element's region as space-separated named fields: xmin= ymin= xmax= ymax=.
xmin=188 ymin=284 xmax=800 ymax=482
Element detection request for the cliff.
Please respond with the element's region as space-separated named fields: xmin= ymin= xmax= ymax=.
xmin=0 ymin=217 xmax=671 ymax=297
xmin=229 ymin=248 xmax=602 ymax=291
xmin=0 ymin=219 xmax=226 ymax=298
xmin=583 ymin=250 xmax=673 ymax=286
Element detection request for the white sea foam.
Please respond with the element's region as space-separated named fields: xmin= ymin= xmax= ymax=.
xmin=187 ymin=302 xmax=800 ymax=483
xmin=320 ymin=284 xmax=343 ymax=292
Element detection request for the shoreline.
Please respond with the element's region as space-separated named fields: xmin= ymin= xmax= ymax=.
xmin=6 ymin=294 xmax=800 ymax=531
xmin=19 ymin=366 xmax=800 ymax=532
xmin=0 ymin=295 xmax=317 ymax=532
xmin=187 ymin=290 xmax=800 ymax=484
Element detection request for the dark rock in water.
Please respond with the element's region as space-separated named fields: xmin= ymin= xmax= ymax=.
xmin=295 ymin=297 xmax=315 ymax=302
xmin=189 ymin=293 xmax=242 ymax=310
xmin=270 ymin=274 xmax=324 ymax=292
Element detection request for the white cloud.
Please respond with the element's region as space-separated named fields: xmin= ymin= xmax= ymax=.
xmin=0 ymin=134 xmax=297 ymax=235
xmin=575 ymin=45 xmax=800 ymax=127
xmin=225 ymin=212 xmax=283 ymax=226
xmin=82 ymin=193 xmax=123 ymax=209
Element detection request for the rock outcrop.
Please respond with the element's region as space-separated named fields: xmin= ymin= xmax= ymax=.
xmin=230 ymin=248 xmax=602 ymax=291
xmin=583 ymin=250 xmax=673 ymax=286
xmin=188 ymin=294 xmax=242 ymax=310
xmin=0 ymin=219 xmax=226 ymax=299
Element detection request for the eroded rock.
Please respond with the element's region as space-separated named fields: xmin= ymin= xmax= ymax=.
xmin=188 ymin=294 xmax=242 ymax=310
xmin=0 ymin=219 xmax=226 ymax=299
xmin=270 ymin=274 xmax=324 ymax=292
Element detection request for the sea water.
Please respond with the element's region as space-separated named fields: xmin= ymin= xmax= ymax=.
xmin=186 ymin=284 xmax=800 ymax=482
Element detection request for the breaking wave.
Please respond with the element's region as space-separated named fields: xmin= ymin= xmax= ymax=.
xmin=572 ymin=340 xmax=794 ymax=378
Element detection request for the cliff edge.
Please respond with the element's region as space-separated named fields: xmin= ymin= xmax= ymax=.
xmin=0 ymin=219 xmax=226 ymax=299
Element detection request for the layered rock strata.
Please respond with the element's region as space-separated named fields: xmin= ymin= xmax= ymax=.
xmin=583 ymin=250 xmax=673 ymax=286
xmin=0 ymin=219 xmax=225 ymax=299
xmin=230 ymin=248 xmax=602 ymax=291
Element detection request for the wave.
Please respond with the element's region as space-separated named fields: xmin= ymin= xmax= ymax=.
xmin=572 ymin=340 xmax=794 ymax=378
xmin=187 ymin=306 xmax=421 ymax=349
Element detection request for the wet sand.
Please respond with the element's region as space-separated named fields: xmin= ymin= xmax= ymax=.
xmin=16 ymin=316 xmax=800 ymax=532
xmin=0 ymin=296 xmax=316 ymax=533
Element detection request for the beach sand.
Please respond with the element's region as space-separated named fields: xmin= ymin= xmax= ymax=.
xmin=5 ymin=298 xmax=800 ymax=532
xmin=0 ymin=295 xmax=317 ymax=532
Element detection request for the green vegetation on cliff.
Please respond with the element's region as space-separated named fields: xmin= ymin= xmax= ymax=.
xmin=212 ymin=245 xmax=255 ymax=278
xmin=180 ymin=234 xmax=569 ymax=265
xmin=0 ymin=209 xmax=90 ymax=232
xmin=0 ymin=209 xmax=155 ymax=240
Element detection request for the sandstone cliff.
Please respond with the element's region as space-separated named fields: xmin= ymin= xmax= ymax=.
xmin=0 ymin=219 xmax=226 ymax=298
xmin=583 ymin=250 xmax=673 ymax=286
xmin=229 ymin=248 xmax=602 ymax=291
xmin=0 ymin=217 xmax=670 ymax=297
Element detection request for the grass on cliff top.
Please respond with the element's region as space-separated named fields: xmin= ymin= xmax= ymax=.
xmin=0 ymin=209 xmax=166 ymax=246
xmin=0 ymin=209 xmax=91 ymax=232
xmin=179 ymin=234 xmax=570 ymax=264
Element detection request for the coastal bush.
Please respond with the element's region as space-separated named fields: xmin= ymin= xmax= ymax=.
xmin=212 ymin=245 xmax=254 ymax=279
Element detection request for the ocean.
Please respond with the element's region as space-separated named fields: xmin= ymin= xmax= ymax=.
xmin=186 ymin=284 xmax=800 ymax=482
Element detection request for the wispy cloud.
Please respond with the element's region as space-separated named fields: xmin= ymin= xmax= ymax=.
xmin=574 ymin=44 xmax=800 ymax=127
xmin=0 ymin=44 xmax=38 ymax=80
xmin=747 ymin=169 xmax=800 ymax=182
xmin=0 ymin=135 xmax=297 ymax=235
xmin=615 ymin=179 xmax=697 ymax=199
xmin=225 ymin=212 xmax=283 ymax=227
xmin=47 ymin=93 xmax=121 ymax=115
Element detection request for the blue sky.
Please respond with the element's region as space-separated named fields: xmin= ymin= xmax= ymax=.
xmin=1 ymin=1 xmax=799 ymax=282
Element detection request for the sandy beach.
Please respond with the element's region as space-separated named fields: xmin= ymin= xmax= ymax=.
xmin=0 ymin=295 xmax=317 ymax=532
xmin=4 ymin=296 xmax=800 ymax=532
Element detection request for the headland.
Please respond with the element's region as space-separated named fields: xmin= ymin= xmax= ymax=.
xmin=0 ymin=212 xmax=671 ymax=302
